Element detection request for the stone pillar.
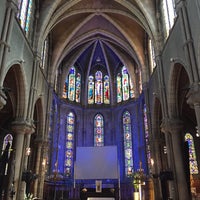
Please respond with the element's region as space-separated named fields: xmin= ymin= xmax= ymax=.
xmin=150 ymin=138 xmax=163 ymax=200
xmin=161 ymin=119 xmax=178 ymax=200
xmin=33 ymin=139 xmax=42 ymax=197
xmin=165 ymin=119 xmax=191 ymax=200
xmin=150 ymin=122 xmax=163 ymax=200
xmin=11 ymin=121 xmax=34 ymax=200
xmin=37 ymin=141 xmax=48 ymax=199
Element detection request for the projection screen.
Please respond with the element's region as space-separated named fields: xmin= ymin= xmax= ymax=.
xmin=75 ymin=146 xmax=118 ymax=180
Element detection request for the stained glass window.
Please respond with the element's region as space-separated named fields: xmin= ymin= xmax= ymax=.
xmin=117 ymin=74 xmax=122 ymax=103
xmin=104 ymin=75 xmax=110 ymax=104
xmin=129 ymin=78 xmax=135 ymax=98
xmin=2 ymin=134 xmax=13 ymax=154
xmin=63 ymin=67 xmax=81 ymax=103
xmin=149 ymin=39 xmax=156 ymax=73
xmin=139 ymin=69 xmax=142 ymax=94
xmin=18 ymin=0 xmax=33 ymax=35
xmin=88 ymin=75 xmax=95 ymax=104
xmin=68 ymin=67 xmax=76 ymax=101
xmin=122 ymin=67 xmax=130 ymax=101
xmin=65 ymin=112 xmax=75 ymax=176
xmin=162 ymin=0 xmax=176 ymax=37
xmin=117 ymin=66 xmax=135 ymax=103
xmin=185 ymin=133 xmax=199 ymax=174
xmin=95 ymin=71 xmax=103 ymax=104
xmin=94 ymin=114 xmax=104 ymax=146
xmin=41 ymin=38 xmax=48 ymax=69
xmin=88 ymin=70 xmax=110 ymax=104
xmin=76 ymin=73 xmax=81 ymax=102
xmin=143 ymin=105 xmax=151 ymax=173
xmin=2 ymin=134 xmax=13 ymax=175
xmin=123 ymin=111 xmax=133 ymax=176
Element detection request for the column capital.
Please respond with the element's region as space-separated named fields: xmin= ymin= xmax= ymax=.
xmin=11 ymin=120 xmax=35 ymax=135
xmin=161 ymin=118 xmax=184 ymax=134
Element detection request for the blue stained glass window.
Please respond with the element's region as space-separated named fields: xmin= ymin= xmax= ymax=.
xmin=76 ymin=73 xmax=81 ymax=103
xmin=88 ymin=75 xmax=94 ymax=104
xmin=65 ymin=112 xmax=75 ymax=176
xmin=122 ymin=67 xmax=129 ymax=101
xmin=104 ymin=75 xmax=110 ymax=104
xmin=63 ymin=67 xmax=81 ymax=103
xmin=68 ymin=67 xmax=75 ymax=101
xmin=117 ymin=74 xmax=122 ymax=103
xmin=88 ymin=69 xmax=110 ymax=104
xmin=185 ymin=133 xmax=199 ymax=174
xmin=123 ymin=111 xmax=133 ymax=176
xmin=94 ymin=114 xmax=104 ymax=146
xmin=2 ymin=134 xmax=13 ymax=175
xmin=116 ymin=66 xmax=134 ymax=103
xmin=95 ymin=71 xmax=103 ymax=104
xmin=143 ymin=105 xmax=151 ymax=173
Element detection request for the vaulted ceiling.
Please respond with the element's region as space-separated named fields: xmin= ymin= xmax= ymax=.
xmin=37 ymin=0 xmax=158 ymax=83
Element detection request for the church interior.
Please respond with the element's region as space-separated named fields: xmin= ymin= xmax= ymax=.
xmin=0 ymin=0 xmax=200 ymax=200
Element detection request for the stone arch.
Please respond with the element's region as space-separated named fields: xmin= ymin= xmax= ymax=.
xmin=168 ymin=62 xmax=190 ymax=119
xmin=33 ymin=98 xmax=44 ymax=138
xmin=167 ymin=61 xmax=200 ymax=195
xmin=2 ymin=63 xmax=27 ymax=122
xmin=151 ymin=96 xmax=168 ymax=199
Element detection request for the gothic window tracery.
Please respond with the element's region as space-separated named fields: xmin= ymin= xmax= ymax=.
xmin=88 ymin=70 xmax=110 ymax=105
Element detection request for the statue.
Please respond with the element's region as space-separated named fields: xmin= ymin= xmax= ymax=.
xmin=22 ymin=170 xmax=38 ymax=196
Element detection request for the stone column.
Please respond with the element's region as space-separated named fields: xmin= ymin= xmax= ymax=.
xmin=161 ymin=119 xmax=178 ymax=200
xmin=10 ymin=124 xmax=25 ymax=200
xmin=33 ymin=139 xmax=42 ymax=197
xmin=150 ymin=122 xmax=163 ymax=200
xmin=37 ymin=141 xmax=48 ymax=199
xmin=11 ymin=121 xmax=34 ymax=200
xmin=166 ymin=119 xmax=191 ymax=200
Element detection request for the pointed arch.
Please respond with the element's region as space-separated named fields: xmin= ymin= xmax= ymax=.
xmin=3 ymin=64 xmax=27 ymax=121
